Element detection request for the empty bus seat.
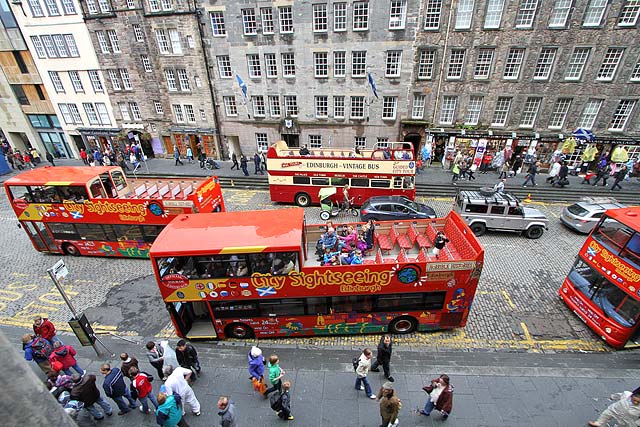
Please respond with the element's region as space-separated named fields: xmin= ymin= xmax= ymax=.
xmin=396 ymin=249 xmax=408 ymax=263
xmin=417 ymin=248 xmax=428 ymax=263
xmin=158 ymin=184 xmax=170 ymax=198
xmin=426 ymin=224 xmax=438 ymax=242
xmin=134 ymin=184 xmax=147 ymax=198
xmin=375 ymin=230 xmax=395 ymax=253
xmin=146 ymin=184 xmax=159 ymax=197
xmin=395 ymin=225 xmax=413 ymax=250
xmin=410 ymin=224 xmax=431 ymax=249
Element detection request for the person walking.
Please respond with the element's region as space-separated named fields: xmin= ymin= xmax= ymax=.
xmin=371 ymin=335 xmax=394 ymax=382
xmin=589 ymin=390 xmax=640 ymax=426
xmin=511 ymin=155 xmax=523 ymax=177
xmin=420 ymin=374 xmax=453 ymax=420
xmin=230 ymin=152 xmax=239 ymax=170
xmin=156 ymin=390 xmax=189 ymax=427
xmin=553 ymin=161 xmax=570 ymax=187
xmin=546 ymin=161 xmax=560 ymax=184
xmin=248 ymin=345 xmax=265 ymax=384
xmin=145 ymin=341 xmax=165 ymax=380
xmin=49 ymin=341 xmax=84 ymax=376
xmin=253 ymin=152 xmax=263 ymax=175
xmin=277 ymin=380 xmax=294 ymax=421
xmin=355 ymin=348 xmax=377 ymax=399
xmin=260 ymin=151 xmax=267 ymax=172
xmin=129 ymin=366 xmax=158 ymax=414
xmin=498 ymin=160 xmax=510 ymax=179
xmin=70 ymin=373 xmax=113 ymax=420
xmin=185 ymin=146 xmax=194 ymax=164
xmin=263 ymin=354 xmax=285 ymax=398
xmin=21 ymin=333 xmax=53 ymax=375
xmin=493 ymin=178 xmax=506 ymax=194
xmin=611 ymin=164 xmax=628 ymax=191
xmin=451 ymin=162 xmax=460 ymax=185
xmin=175 ymin=339 xmax=201 ymax=379
xmin=80 ymin=148 xmax=88 ymax=165
xmin=173 ymin=145 xmax=184 ymax=166
xmin=45 ymin=151 xmax=55 ymax=166
xmin=240 ymin=154 xmax=249 ymax=176
xmin=119 ymin=353 xmax=139 ymax=381
xmin=377 ymin=382 xmax=401 ymax=427
xmin=592 ymin=161 xmax=612 ymax=187
xmin=101 ymin=363 xmax=137 ymax=415
xmin=163 ymin=365 xmax=201 ymax=416
xmin=33 ymin=315 xmax=61 ymax=345
xmin=217 ymin=396 xmax=238 ymax=427
xmin=522 ymin=161 xmax=540 ymax=187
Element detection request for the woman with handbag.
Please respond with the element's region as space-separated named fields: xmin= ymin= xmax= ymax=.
xmin=248 ymin=346 xmax=266 ymax=394
xmin=420 ymin=374 xmax=453 ymax=420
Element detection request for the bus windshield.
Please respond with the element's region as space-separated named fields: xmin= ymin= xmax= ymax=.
xmin=568 ymin=259 xmax=640 ymax=328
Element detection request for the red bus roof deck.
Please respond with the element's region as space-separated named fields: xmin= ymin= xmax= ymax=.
xmin=604 ymin=207 xmax=640 ymax=228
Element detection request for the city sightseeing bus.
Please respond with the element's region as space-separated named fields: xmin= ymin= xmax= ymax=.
xmin=149 ymin=208 xmax=484 ymax=340
xmin=559 ymin=207 xmax=640 ymax=349
xmin=266 ymin=140 xmax=416 ymax=207
xmin=3 ymin=166 xmax=225 ymax=258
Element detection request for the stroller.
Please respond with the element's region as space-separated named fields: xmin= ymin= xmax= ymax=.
xmin=319 ymin=187 xmax=358 ymax=221
xmin=204 ymin=158 xmax=220 ymax=170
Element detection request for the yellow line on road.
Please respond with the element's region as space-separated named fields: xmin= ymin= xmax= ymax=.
xmin=502 ymin=291 xmax=516 ymax=309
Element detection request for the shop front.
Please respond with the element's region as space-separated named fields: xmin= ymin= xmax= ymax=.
xmin=163 ymin=128 xmax=221 ymax=160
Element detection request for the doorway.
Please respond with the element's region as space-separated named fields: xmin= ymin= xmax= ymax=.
xmin=404 ymin=133 xmax=422 ymax=158
xmin=281 ymin=134 xmax=299 ymax=148
xmin=168 ymin=301 xmax=217 ymax=339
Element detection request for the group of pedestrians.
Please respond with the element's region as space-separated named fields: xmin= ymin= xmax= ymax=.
xmin=247 ymin=346 xmax=292 ymax=422
xmin=230 ymin=151 xmax=266 ymax=176
xmin=450 ymin=151 xmax=477 ymax=185
xmin=2 ymin=142 xmax=49 ymax=170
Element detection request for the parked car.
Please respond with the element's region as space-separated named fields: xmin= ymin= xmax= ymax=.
xmin=359 ymin=196 xmax=436 ymax=221
xmin=453 ymin=189 xmax=548 ymax=239
xmin=561 ymin=197 xmax=627 ymax=234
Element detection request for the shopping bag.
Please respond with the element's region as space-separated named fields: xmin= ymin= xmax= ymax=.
xmin=252 ymin=377 xmax=267 ymax=394
xmin=161 ymin=340 xmax=179 ymax=369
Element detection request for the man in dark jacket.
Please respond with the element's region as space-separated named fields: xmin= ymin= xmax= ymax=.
xmin=370 ymin=335 xmax=394 ymax=382
xmin=176 ymin=339 xmax=201 ymax=378
xmin=100 ymin=363 xmax=137 ymax=415
xmin=70 ymin=373 xmax=113 ymax=420
xmin=120 ymin=352 xmax=139 ymax=380
xmin=553 ymin=162 xmax=570 ymax=188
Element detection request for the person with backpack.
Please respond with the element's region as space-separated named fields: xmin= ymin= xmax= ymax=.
xmin=22 ymin=333 xmax=53 ymax=375
xmin=175 ymin=339 xmax=201 ymax=379
xmin=33 ymin=315 xmax=61 ymax=345
xmin=276 ymin=380 xmax=294 ymax=421
xmin=100 ymin=363 xmax=137 ymax=415
xmin=129 ymin=366 xmax=158 ymax=414
xmin=49 ymin=341 xmax=84 ymax=376
xmin=120 ymin=352 xmax=139 ymax=380
xmin=355 ymin=348 xmax=377 ymax=399
xmin=263 ymin=354 xmax=285 ymax=398
xmin=70 ymin=373 xmax=113 ymax=420
xmin=371 ymin=335 xmax=394 ymax=382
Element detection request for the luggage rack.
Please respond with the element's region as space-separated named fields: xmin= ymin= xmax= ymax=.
xmin=459 ymin=190 xmax=521 ymax=207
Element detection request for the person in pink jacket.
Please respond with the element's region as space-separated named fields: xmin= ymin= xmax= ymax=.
xmin=49 ymin=341 xmax=84 ymax=376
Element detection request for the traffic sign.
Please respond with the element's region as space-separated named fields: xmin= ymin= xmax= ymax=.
xmin=51 ymin=259 xmax=68 ymax=280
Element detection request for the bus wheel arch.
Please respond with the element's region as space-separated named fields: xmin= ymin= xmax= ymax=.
xmin=62 ymin=243 xmax=80 ymax=256
xmin=224 ymin=322 xmax=254 ymax=339
xmin=294 ymin=192 xmax=311 ymax=207
xmin=388 ymin=316 xmax=418 ymax=334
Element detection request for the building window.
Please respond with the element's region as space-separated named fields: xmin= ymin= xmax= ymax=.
xmin=68 ymin=71 xmax=84 ymax=93
xmin=579 ymin=99 xmax=603 ymax=129
xmin=385 ymin=51 xmax=402 ymax=77
xmin=583 ymin=0 xmax=607 ymax=27
xmin=609 ymin=100 xmax=636 ymax=131
xmin=314 ymin=52 xmax=328 ymax=78
xmin=334 ymin=96 xmax=345 ymax=118
xmin=269 ymin=95 xmax=280 ymax=117
xmin=334 ymin=51 xmax=346 ymax=77
xmin=252 ymin=96 xmax=265 ymax=117
xmin=31 ymin=37 xmax=46 ymax=58
xmin=464 ymin=96 xmax=483 ymax=125
xmin=210 ymin=11 xmax=226 ymax=36
xmin=597 ymin=48 xmax=624 ymax=81
xmin=64 ymin=35 xmax=79 ymax=57
xmin=44 ymin=0 xmax=60 ymax=16
xmin=168 ymin=29 xmax=182 ymax=54
xmin=247 ymin=54 xmax=262 ymax=78
xmin=217 ymin=56 xmax=232 ymax=78
xmin=354 ymin=137 xmax=366 ymax=149
xmin=177 ymin=69 xmax=190 ymax=91
xmin=41 ymin=35 xmax=57 ymax=57
xmin=172 ymin=104 xmax=184 ymax=123
xmin=376 ymin=137 xmax=389 ymax=147
xmin=447 ymin=49 xmax=465 ymax=79
xmin=549 ymin=0 xmax=571 ymax=27
xmin=148 ymin=0 xmax=159 ymax=12
xmin=97 ymin=0 xmax=110 ymax=13
xmin=184 ymin=106 xmax=196 ymax=123
xmin=519 ymin=97 xmax=541 ymax=128
xmin=59 ymin=104 xmax=81 ymax=124
xmin=389 ymin=0 xmax=407 ymax=29
xmin=49 ymin=71 xmax=65 ymax=93
xmin=284 ymin=95 xmax=298 ymax=117
xmin=424 ymin=0 xmax=442 ymax=30
xmin=28 ymin=0 xmax=45 ymax=17
xmin=119 ymin=103 xmax=131 ymax=121
xmin=315 ymin=96 xmax=328 ymax=118
xmin=199 ymin=109 xmax=206 ymax=121
xmin=631 ymin=57 xmax=640 ymax=81
xmin=133 ymin=24 xmax=144 ymax=42
xmin=164 ymin=69 xmax=177 ymax=91
xmin=141 ymin=55 xmax=153 ymax=73
xmin=484 ymin=0 xmax=505 ymax=29
xmin=564 ymin=47 xmax=590 ymax=80
xmin=107 ymin=30 xmax=120 ymax=53
xmin=352 ymin=51 xmax=366 ymax=77
xmin=334 ymin=2 xmax=347 ymax=31
xmin=223 ymin=96 xmax=237 ymax=116
xmin=533 ymin=47 xmax=557 ymax=80
xmin=96 ymin=31 xmax=110 ymax=54
xmin=382 ymin=96 xmax=397 ymax=120
xmin=126 ymin=0 xmax=135 ymax=9
xmin=353 ymin=1 xmax=369 ymax=31
xmin=474 ymin=48 xmax=494 ymax=79
xmin=155 ymin=29 xmax=169 ymax=54
xmin=281 ymin=53 xmax=295 ymax=77
xmin=619 ymin=1 xmax=640 ymax=26
xmin=52 ymin=34 xmax=70 ymax=57
xmin=515 ymin=0 xmax=539 ymax=28
xmin=412 ymin=95 xmax=425 ymax=119
xmin=120 ymin=69 xmax=132 ymax=90
xmin=351 ymin=96 xmax=365 ymax=119
xmin=130 ymin=102 xmax=141 ymax=121
xmin=260 ymin=7 xmax=274 ymax=34
xmin=265 ymin=53 xmax=277 ymax=78
xmin=83 ymin=103 xmax=100 ymax=125
xmin=69 ymin=104 xmax=83 ymax=124
xmin=12 ymin=52 xmax=28 ymax=74
xmin=242 ymin=8 xmax=257 ymax=35
xmin=256 ymin=133 xmax=269 ymax=152
xmin=88 ymin=70 xmax=103 ymax=92
xmin=548 ymin=98 xmax=572 ymax=129
xmin=492 ymin=97 xmax=512 ymax=126
xmin=455 ymin=0 xmax=474 ymax=30
xmin=313 ymin=4 xmax=328 ymax=32
xmin=439 ymin=96 xmax=457 ymax=125
xmin=95 ymin=103 xmax=110 ymax=125
xmin=108 ymin=70 xmax=121 ymax=91
xmin=154 ymin=101 xmax=164 ymax=115
xmin=503 ymin=48 xmax=525 ymax=80
xmin=279 ymin=6 xmax=294 ymax=33
xmin=309 ymin=135 xmax=322 ymax=148
xmin=417 ymin=49 xmax=436 ymax=80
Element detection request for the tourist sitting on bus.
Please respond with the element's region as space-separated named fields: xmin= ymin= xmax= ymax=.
xmin=338 ymin=225 xmax=358 ymax=251
xmin=342 ymin=249 xmax=363 ymax=265
xmin=272 ymin=255 xmax=295 ymax=275
xmin=235 ymin=262 xmax=249 ymax=277
xmin=323 ymin=248 xmax=342 ymax=266
xmin=299 ymin=145 xmax=310 ymax=156
xmin=362 ymin=220 xmax=375 ymax=250
xmin=316 ymin=228 xmax=338 ymax=258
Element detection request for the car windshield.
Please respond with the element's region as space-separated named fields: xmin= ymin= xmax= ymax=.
xmin=567 ymin=204 xmax=589 ymax=217
xmin=568 ymin=259 xmax=640 ymax=328
xmin=403 ymin=199 xmax=420 ymax=211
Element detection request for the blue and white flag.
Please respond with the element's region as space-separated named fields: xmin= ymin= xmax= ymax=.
xmin=367 ymin=72 xmax=379 ymax=99
xmin=235 ymin=74 xmax=247 ymax=98
xmin=572 ymin=128 xmax=595 ymax=142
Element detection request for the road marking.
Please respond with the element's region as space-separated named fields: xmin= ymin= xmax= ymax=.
xmin=502 ymin=291 xmax=516 ymax=309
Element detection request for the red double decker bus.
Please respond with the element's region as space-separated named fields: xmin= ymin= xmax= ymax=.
xmin=149 ymin=208 xmax=484 ymax=340
xmin=4 ymin=166 xmax=225 ymax=258
xmin=559 ymin=207 xmax=640 ymax=349
xmin=266 ymin=140 xmax=416 ymax=207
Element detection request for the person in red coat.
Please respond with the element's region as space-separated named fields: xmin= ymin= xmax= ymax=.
xmin=420 ymin=374 xmax=454 ymax=419
xmin=33 ymin=315 xmax=61 ymax=344
xmin=49 ymin=341 xmax=84 ymax=376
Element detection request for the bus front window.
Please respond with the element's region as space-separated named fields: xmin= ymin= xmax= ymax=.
xmin=593 ymin=217 xmax=633 ymax=250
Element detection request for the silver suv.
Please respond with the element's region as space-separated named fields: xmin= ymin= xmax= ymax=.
xmin=561 ymin=197 xmax=627 ymax=234
xmin=454 ymin=190 xmax=549 ymax=239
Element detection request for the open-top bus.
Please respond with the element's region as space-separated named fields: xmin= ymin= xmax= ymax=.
xmin=149 ymin=208 xmax=484 ymax=340
xmin=4 ymin=166 xmax=225 ymax=258
xmin=266 ymin=140 xmax=416 ymax=207
xmin=559 ymin=207 xmax=640 ymax=349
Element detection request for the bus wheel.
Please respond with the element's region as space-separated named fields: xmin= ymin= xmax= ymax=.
xmin=62 ymin=243 xmax=80 ymax=256
xmin=470 ymin=223 xmax=486 ymax=237
xmin=225 ymin=323 xmax=254 ymax=339
xmin=389 ymin=316 xmax=417 ymax=334
xmin=525 ymin=225 xmax=544 ymax=239
xmin=294 ymin=192 xmax=311 ymax=207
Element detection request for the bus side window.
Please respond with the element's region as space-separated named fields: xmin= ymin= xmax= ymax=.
xmin=89 ymin=179 xmax=106 ymax=198
xmin=8 ymin=186 xmax=33 ymax=202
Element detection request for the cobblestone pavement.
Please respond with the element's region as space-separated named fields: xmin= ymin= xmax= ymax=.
xmin=0 ymin=188 xmax=608 ymax=353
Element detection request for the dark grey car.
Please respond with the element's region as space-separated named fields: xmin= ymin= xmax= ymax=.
xmin=359 ymin=196 xmax=436 ymax=221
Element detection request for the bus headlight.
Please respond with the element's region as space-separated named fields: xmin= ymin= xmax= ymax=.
xmin=605 ymin=327 xmax=612 ymax=334
xmin=562 ymin=287 xmax=567 ymax=293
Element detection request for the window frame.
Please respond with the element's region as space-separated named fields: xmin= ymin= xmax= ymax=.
xmin=503 ymin=47 xmax=525 ymax=80
xmin=412 ymin=94 xmax=426 ymax=119
xmin=350 ymin=96 xmax=365 ymax=119
xmin=484 ymin=0 xmax=505 ymax=29
xmin=279 ymin=6 xmax=294 ymax=34
xmin=533 ymin=47 xmax=558 ymax=80
xmin=548 ymin=0 xmax=572 ymax=28
xmin=447 ymin=49 xmax=466 ymax=80
xmin=283 ymin=95 xmax=298 ymax=117
xmin=548 ymin=98 xmax=572 ymax=129
xmin=492 ymin=97 xmax=512 ymax=127
xmin=455 ymin=0 xmax=475 ymax=30
xmin=514 ymin=0 xmax=539 ymax=29
xmin=314 ymin=52 xmax=328 ymax=78
xmin=315 ymin=95 xmax=329 ymax=118
xmin=313 ymin=3 xmax=328 ymax=32
xmin=353 ymin=1 xmax=369 ymax=31
xmin=382 ymin=96 xmax=398 ymax=120
xmin=424 ymin=0 xmax=442 ymax=30
xmin=564 ymin=47 xmax=590 ymax=81
xmin=578 ymin=99 xmax=603 ymax=129
xmin=242 ymin=8 xmax=258 ymax=35
xmin=210 ymin=11 xmax=226 ymax=36
xmin=597 ymin=48 xmax=624 ymax=82
xmin=464 ymin=95 xmax=484 ymax=125
xmin=223 ymin=96 xmax=237 ymax=117
xmin=389 ymin=0 xmax=407 ymax=30
xmin=583 ymin=0 xmax=607 ymax=27
xmin=333 ymin=2 xmax=347 ymax=31
xmin=519 ymin=97 xmax=542 ymax=128
xmin=385 ymin=50 xmax=402 ymax=78
xmin=439 ymin=95 xmax=457 ymax=125
xmin=608 ymin=99 xmax=637 ymax=131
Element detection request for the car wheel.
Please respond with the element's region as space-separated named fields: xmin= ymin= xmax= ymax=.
xmin=525 ymin=225 xmax=544 ymax=239
xmin=388 ymin=316 xmax=417 ymax=334
xmin=470 ymin=223 xmax=486 ymax=237
xmin=294 ymin=192 xmax=311 ymax=207
xmin=225 ymin=323 xmax=254 ymax=339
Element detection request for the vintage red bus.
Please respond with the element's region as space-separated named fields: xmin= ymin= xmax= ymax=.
xmin=4 ymin=166 xmax=225 ymax=258
xmin=149 ymin=208 xmax=484 ymax=340
xmin=559 ymin=207 xmax=640 ymax=349
xmin=266 ymin=140 xmax=416 ymax=207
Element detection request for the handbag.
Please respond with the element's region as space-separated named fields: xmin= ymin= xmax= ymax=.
xmin=388 ymin=418 xmax=399 ymax=427
xmin=252 ymin=377 xmax=267 ymax=394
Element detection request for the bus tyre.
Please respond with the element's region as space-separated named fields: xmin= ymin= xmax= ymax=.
xmin=525 ymin=225 xmax=544 ymax=239
xmin=294 ymin=192 xmax=311 ymax=207
xmin=320 ymin=210 xmax=331 ymax=221
xmin=225 ymin=323 xmax=254 ymax=339
xmin=470 ymin=223 xmax=486 ymax=237
xmin=389 ymin=316 xmax=417 ymax=334
xmin=62 ymin=243 xmax=80 ymax=256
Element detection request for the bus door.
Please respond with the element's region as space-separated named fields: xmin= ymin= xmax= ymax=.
xmin=21 ymin=221 xmax=57 ymax=252
xmin=167 ymin=301 xmax=217 ymax=339
xmin=625 ymin=327 xmax=640 ymax=348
